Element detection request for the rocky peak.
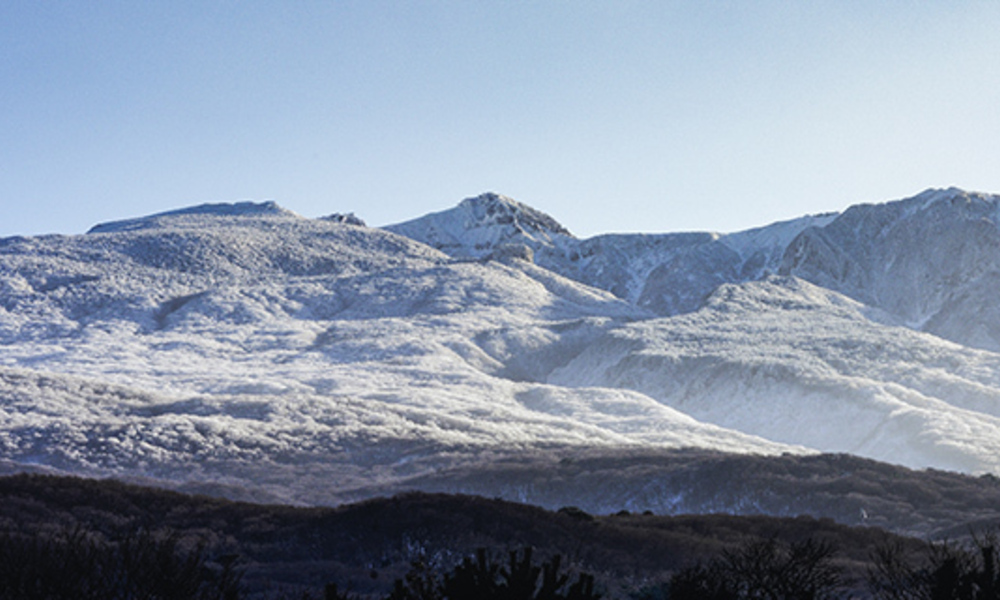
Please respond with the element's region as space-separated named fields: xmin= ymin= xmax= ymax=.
xmin=457 ymin=193 xmax=573 ymax=237
xmin=321 ymin=212 xmax=367 ymax=226
xmin=383 ymin=192 xmax=574 ymax=260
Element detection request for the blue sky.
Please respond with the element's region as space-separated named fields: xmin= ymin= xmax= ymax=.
xmin=3 ymin=1 xmax=1000 ymax=238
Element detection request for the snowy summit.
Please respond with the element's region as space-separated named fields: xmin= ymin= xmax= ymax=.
xmin=385 ymin=192 xmax=575 ymax=260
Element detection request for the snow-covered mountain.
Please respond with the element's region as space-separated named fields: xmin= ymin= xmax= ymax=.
xmin=550 ymin=276 xmax=1000 ymax=474
xmin=3 ymin=188 xmax=1000 ymax=509
xmin=779 ymin=188 xmax=1000 ymax=351
xmin=387 ymin=192 xmax=837 ymax=313
xmin=390 ymin=189 xmax=1000 ymax=352
xmin=384 ymin=192 xmax=575 ymax=260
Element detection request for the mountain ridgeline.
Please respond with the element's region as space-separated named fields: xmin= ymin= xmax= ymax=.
xmin=1 ymin=188 xmax=1000 ymax=521
xmin=389 ymin=189 xmax=1000 ymax=352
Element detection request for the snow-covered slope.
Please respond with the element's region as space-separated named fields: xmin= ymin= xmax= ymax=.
xmin=549 ymin=276 xmax=1000 ymax=474
xmin=0 ymin=203 xmax=795 ymax=505
xmin=780 ymin=188 xmax=1000 ymax=351
xmin=4 ymin=189 xmax=1000 ymax=509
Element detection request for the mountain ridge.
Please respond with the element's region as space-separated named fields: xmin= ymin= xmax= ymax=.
xmin=387 ymin=187 xmax=1000 ymax=351
xmin=87 ymin=200 xmax=299 ymax=234
xmin=2 ymin=186 xmax=1000 ymax=516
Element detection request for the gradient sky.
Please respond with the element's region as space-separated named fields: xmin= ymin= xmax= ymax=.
xmin=4 ymin=1 xmax=1000 ymax=238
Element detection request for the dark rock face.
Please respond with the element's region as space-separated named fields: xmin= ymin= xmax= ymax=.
xmin=321 ymin=212 xmax=367 ymax=226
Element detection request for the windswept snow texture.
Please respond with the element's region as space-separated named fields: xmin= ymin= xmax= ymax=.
xmin=3 ymin=188 xmax=1000 ymax=507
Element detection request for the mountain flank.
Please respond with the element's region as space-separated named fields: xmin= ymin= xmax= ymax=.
xmin=2 ymin=187 xmax=1000 ymax=516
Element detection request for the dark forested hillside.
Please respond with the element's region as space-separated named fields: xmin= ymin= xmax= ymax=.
xmin=353 ymin=449 xmax=1000 ymax=538
xmin=0 ymin=472 xmax=939 ymax=598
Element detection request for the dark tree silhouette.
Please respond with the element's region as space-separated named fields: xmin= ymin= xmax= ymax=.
xmin=869 ymin=530 xmax=1000 ymax=600
xmin=665 ymin=537 xmax=842 ymax=600
xmin=390 ymin=547 xmax=601 ymax=600
xmin=0 ymin=527 xmax=243 ymax=600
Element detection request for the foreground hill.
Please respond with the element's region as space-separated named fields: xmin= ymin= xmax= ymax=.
xmin=2 ymin=189 xmax=1000 ymax=509
xmin=0 ymin=473 xmax=938 ymax=598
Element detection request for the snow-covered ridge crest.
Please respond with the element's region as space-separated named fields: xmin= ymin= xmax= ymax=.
xmin=88 ymin=200 xmax=299 ymax=234
xmin=385 ymin=187 xmax=1000 ymax=352
xmin=385 ymin=192 xmax=843 ymax=315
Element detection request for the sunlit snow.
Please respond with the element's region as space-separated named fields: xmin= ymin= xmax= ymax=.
xmin=2 ymin=188 xmax=1000 ymax=505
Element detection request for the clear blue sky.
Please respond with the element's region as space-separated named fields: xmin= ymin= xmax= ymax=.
xmin=4 ymin=1 xmax=1000 ymax=238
